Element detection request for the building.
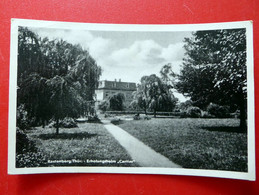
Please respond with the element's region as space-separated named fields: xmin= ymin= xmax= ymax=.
xmin=95 ymin=79 xmax=137 ymax=109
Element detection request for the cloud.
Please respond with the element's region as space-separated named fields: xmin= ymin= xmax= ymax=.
xmin=32 ymin=28 xmax=94 ymax=46
xmin=109 ymin=40 xmax=162 ymax=67
xmin=30 ymin=27 xmax=187 ymax=84
xmin=32 ymin=28 xmax=113 ymax=63
xmin=88 ymin=37 xmax=113 ymax=59
xmin=160 ymin=42 xmax=185 ymax=62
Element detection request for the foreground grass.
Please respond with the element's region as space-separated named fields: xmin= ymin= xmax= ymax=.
xmin=118 ymin=118 xmax=247 ymax=172
xmin=26 ymin=123 xmax=138 ymax=167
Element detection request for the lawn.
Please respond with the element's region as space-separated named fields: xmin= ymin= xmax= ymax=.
xmin=23 ymin=122 xmax=138 ymax=167
xmin=117 ymin=118 xmax=247 ymax=172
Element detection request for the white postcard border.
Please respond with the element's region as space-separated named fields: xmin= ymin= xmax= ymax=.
xmin=8 ymin=19 xmax=255 ymax=180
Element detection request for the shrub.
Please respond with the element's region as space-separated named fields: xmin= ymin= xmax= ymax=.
xmin=87 ymin=115 xmax=101 ymax=123
xmin=202 ymin=111 xmax=215 ymax=118
xmin=16 ymin=104 xmax=30 ymax=130
xmin=179 ymin=111 xmax=188 ymax=118
xmin=179 ymin=111 xmax=187 ymax=118
xmin=98 ymin=100 xmax=109 ymax=112
xmin=51 ymin=117 xmax=78 ymax=128
xmin=60 ymin=117 xmax=78 ymax=128
xmin=16 ymin=151 xmax=47 ymax=168
xmin=133 ymin=113 xmax=141 ymax=120
xmin=186 ymin=106 xmax=202 ymax=118
xmin=111 ymin=117 xmax=122 ymax=125
xmin=16 ymin=128 xmax=37 ymax=154
xmin=16 ymin=128 xmax=47 ymax=168
xmin=179 ymin=100 xmax=193 ymax=112
xmin=207 ymin=103 xmax=230 ymax=118
xmin=143 ymin=115 xmax=151 ymax=120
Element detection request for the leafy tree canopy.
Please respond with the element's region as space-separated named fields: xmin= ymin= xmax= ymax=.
xmin=17 ymin=27 xmax=102 ymax=133
xmin=177 ymin=28 xmax=246 ymax=108
xmin=132 ymin=74 xmax=178 ymax=116
xmin=176 ymin=28 xmax=247 ymax=130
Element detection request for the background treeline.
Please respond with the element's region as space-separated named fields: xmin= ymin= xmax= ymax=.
xmin=17 ymin=27 xmax=101 ymax=134
xmin=98 ymin=28 xmax=247 ymax=132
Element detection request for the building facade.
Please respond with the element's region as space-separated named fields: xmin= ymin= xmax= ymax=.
xmin=95 ymin=79 xmax=137 ymax=109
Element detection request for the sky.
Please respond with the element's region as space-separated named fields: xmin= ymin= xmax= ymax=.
xmin=30 ymin=27 xmax=193 ymax=101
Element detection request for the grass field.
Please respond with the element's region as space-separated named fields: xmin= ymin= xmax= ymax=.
xmin=117 ymin=118 xmax=247 ymax=172
xmin=25 ymin=123 xmax=138 ymax=167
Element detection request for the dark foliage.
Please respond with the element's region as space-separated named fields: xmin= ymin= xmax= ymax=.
xmin=177 ymin=29 xmax=247 ymax=130
xmin=17 ymin=27 xmax=101 ymax=134
xmin=203 ymin=126 xmax=244 ymax=133
xmin=207 ymin=103 xmax=230 ymax=118
xmin=52 ymin=118 xmax=78 ymax=128
xmin=16 ymin=128 xmax=47 ymax=168
xmin=87 ymin=115 xmax=101 ymax=123
xmin=38 ymin=132 xmax=97 ymax=140
xmin=132 ymin=74 xmax=178 ymax=117
xmin=16 ymin=128 xmax=37 ymax=154
xmin=186 ymin=106 xmax=202 ymax=118
xmin=109 ymin=93 xmax=125 ymax=111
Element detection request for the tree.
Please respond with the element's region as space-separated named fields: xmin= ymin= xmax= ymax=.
xmin=132 ymin=77 xmax=150 ymax=114
xmin=177 ymin=29 xmax=247 ymax=131
xmin=17 ymin=27 xmax=102 ymax=134
xmin=160 ymin=63 xmax=177 ymax=88
xmin=109 ymin=93 xmax=125 ymax=111
xmin=46 ymin=75 xmax=85 ymax=134
xmin=133 ymin=74 xmax=177 ymax=117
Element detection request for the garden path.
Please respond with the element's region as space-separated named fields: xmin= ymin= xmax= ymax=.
xmin=101 ymin=119 xmax=181 ymax=168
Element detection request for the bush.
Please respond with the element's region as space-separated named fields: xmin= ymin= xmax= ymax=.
xmin=179 ymin=100 xmax=193 ymax=111
xmin=51 ymin=118 xmax=78 ymax=128
xmin=16 ymin=128 xmax=47 ymax=168
xmin=87 ymin=115 xmax=101 ymax=123
xmin=60 ymin=118 xmax=78 ymax=128
xmin=16 ymin=128 xmax=37 ymax=154
xmin=98 ymin=100 xmax=109 ymax=112
xmin=202 ymin=111 xmax=215 ymax=118
xmin=111 ymin=117 xmax=122 ymax=125
xmin=186 ymin=107 xmax=202 ymax=118
xmin=207 ymin=103 xmax=230 ymax=118
xmin=179 ymin=111 xmax=187 ymax=118
xmin=16 ymin=152 xmax=47 ymax=168
xmin=16 ymin=104 xmax=30 ymax=130
xmin=133 ymin=113 xmax=141 ymax=120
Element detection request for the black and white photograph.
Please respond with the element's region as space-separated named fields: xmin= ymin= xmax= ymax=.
xmin=8 ymin=19 xmax=255 ymax=180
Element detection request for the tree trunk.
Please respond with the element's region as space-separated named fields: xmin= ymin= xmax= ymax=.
xmin=42 ymin=119 xmax=45 ymax=128
xmin=239 ymin=99 xmax=247 ymax=132
xmin=239 ymin=94 xmax=247 ymax=132
xmin=154 ymin=109 xmax=156 ymax=118
xmin=56 ymin=118 xmax=59 ymax=135
xmin=144 ymin=106 xmax=147 ymax=115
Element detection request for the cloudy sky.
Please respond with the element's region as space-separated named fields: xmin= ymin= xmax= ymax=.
xmin=30 ymin=27 xmax=193 ymax=101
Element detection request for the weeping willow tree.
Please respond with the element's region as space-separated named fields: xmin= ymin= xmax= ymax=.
xmin=17 ymin=27 xmax=102 ymax=134
xmin=132 ymin=74 xmax=178 ymax=117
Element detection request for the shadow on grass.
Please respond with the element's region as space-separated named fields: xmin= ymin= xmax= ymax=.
xmin=202 ymin=126 xmax=246 ymax=133
xmin=110 ymin=120 xmax=125 ymax=125
xmin=38 ymin=132 xmax=98 ymax=140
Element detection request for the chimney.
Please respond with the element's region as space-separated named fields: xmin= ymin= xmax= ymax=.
xmin=119 ymin=78 xmax=121 ymax=82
